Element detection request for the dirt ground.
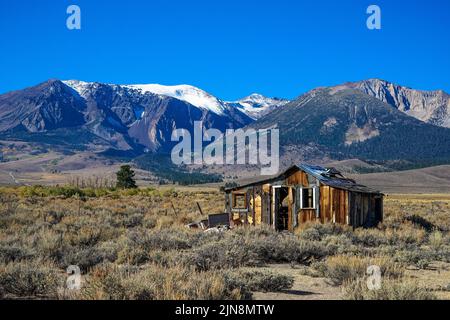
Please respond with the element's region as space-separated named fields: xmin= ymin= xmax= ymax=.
xmin=252 ymin=264 xmax=344 ymax=300
xmin=252 ymin=262 xmax=450 ymax=300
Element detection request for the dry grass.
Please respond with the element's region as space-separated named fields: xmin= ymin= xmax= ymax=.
xmin=312 ymin=255 xmax=403 ymax=286
xmin=0 ymin=188 xmax=449 ymax=300
xmin=343 ymin=278 xmax=436 ymax=300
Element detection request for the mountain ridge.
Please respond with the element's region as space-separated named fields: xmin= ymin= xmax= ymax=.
xmin=250 ymin=86 xmax=450 ymax=163
xmin=342 ymin=78 xmax=450 ymax=127
xmin=1 ymin=78 xmax=450 ymax=170
xmin=0 ymin=79 xmax=255 ymax=152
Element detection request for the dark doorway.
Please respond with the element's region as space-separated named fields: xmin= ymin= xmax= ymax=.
xmin=374 ymin=197 xmax=383 ymax=223
xmin=274 ymin=187 xmax=289 ymax=231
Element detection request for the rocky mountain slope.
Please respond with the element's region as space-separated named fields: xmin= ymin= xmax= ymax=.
xmin=250 ymin=86 xmax=450 ymax=163
xmin=0 ymin=80 xmax=255 ymax=152
xmin=343 ymin=79 xmax=450 ymax=127
xmin=230 ymin=93 xmax=289 ymax=120
xmin=1 ymin=78 xmax=450 ymax=169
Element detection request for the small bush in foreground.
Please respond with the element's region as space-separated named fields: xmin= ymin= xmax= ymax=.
xmin=78 ymin=264 xmax=293 ymax=300
xmin=0 ymin=262 xmax=62 ymax=298
xmin=223 ymin=270 xmax=294 ymax=294
xmin=313 ymin=255 xmax=403 ymax=286
xmin=344 ymin=278 xmax=436 ymax=300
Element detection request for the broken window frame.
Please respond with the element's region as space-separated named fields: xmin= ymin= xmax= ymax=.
xmin=299 ymin=187 xmax=317 ymax=210
xmin=232 ymin=192 xmax=247 ymax=209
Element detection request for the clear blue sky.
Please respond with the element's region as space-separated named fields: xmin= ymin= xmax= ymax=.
xmin=0 ymin=0 xmax=449 ymax=100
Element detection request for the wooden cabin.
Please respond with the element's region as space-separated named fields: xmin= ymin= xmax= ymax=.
xmin=224 ymin=164 xmax=383 ymax=231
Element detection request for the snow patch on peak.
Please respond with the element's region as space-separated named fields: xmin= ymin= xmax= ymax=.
xmin=63 ymin=80 xmax=228 ymax=115
xmin=238 ymin=93 xmax=288 ymax=108
xmin=243 ymin=93 xmax=267 ymax=100
xmin=62 ymin=80 xmax=98 ymax=97
xmin=232 ymin=93 xmax=289 ymax=119
xmin=123 ymin=84 xmax=226 ymax=115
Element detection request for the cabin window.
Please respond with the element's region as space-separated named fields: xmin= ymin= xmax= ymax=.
xmin=232 ymin=193 xmax=247 ymax=209
xmin=300 ymin=187 xmax=316 ymax=209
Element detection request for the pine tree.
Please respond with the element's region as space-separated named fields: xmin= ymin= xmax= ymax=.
xmin=116 ymin=165 xmax=137 ymax=189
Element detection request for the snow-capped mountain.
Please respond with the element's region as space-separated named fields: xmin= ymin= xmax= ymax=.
xmin=230 ymin=93 xmax=290 ymax=120
xmin=62 ymin=81 xmax=290 ymax=120
xmin=2 ymin=78 xmax=450 ymax=165
xmin=122 ymin=84 xmax=227 ymax=116
xmin=64 ymin=81 xmax=230 ymax=116
xmin=0 ymin=80 xmax=253 ymax=152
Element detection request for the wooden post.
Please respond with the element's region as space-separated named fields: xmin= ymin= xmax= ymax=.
xmin=196 ymin=202 xmax=204 ymax=216
xmin=252 ymin=188 xmax=256 ymax=226
xmin=170 ymin=200 xmax=178 ymax=216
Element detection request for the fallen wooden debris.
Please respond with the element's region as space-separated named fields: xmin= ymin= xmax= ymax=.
xmin=204 ymin=225 xmax=230 ymax=233
xmin=186 ymin=213 xmax=230 ymax=231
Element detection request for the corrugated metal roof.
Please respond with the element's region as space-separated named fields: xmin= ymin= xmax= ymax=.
xmin=225 ymin=163 xmax=383 ymax=194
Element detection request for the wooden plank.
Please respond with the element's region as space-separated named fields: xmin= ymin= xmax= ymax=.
xmin=196 ymin=202 xmax=204 ymax=216
xmin=355 ymin=193 xmax=361 ymax=227
xmin=344 ymin=191 xmax=350 ymax=225
xmin=288 ymin=187 xmax=293 ymax=231
xmin=363 ymin=195 xmax=369 ymax=227
xmin=321 ymin=186 xmax=330 ymax=223
xmin=348 ymin=192 xmax=353 ymax=226
xmin=254 ymin=194 xmax=262 ymax=225
xmin=302 ymin=172 xmax=309 ymax=187
xmin=330 ymin=187 xmax=335 ymax=223
xmin=299 ymin=209 xmax=315 ymax=223
xmin=334 ymin=188 xmax=340 ymax=223
xmin=359 ymin=194 xmax=366 ymax=227
xmin=340 ymin=190 xmax=346 ymax=224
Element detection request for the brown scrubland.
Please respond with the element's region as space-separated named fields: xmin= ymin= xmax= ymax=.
xmin=0 ymin=186 xmax=449 ymax=300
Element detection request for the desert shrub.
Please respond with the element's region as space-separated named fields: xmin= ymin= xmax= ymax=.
xmin=353 ymin=228 xmax=389 ymax=247
xmin=384 ymin=224 xmax=427 ymax=246
xmin=297 ymin=222 xmax=351 ymax=241
xmin=142 ymin=215 xmax=157 ymax=229
xmin=0 ymin=194 xmax=20 ymax=216
xmin=122 ymin=213 xmax=144 ymax=228
xmin=404 ymin=215 xmax=436 ymax=232
xmin=119 ymin=188 xmax=140 ymax=196
xmin=179 ymin=229 xmax=330 ymax=271
xmin=322 ymin=234 xmax=358 ymax=255
xmin=230 ymin=226 xmax=330 ymax=264
xmin=121 ymin=267 xmax=238 ymax=300
xmin=19 ymin=185 xmax=85 ymax=198
xmin=80 ymin=264 xmax=242 ymax=300
xmin=61 ymin=246 xmax=111 ymax=272
xmin=0 ymin=245 xmax=34 ymax=263
xmin=30 ymin=229 xmax=63 ymax=261
xmin=313 ymin=255 xmax=403 ymax=286
xmin=180 ymin=238 xmax=258 ymax=271
xmin=79 ymin=263 xmax=292 ymax=300
xmin=428 ymin=231 xmax=444 ymax=249
xmin=251 ymin=235 xmax=329 ymax=264
xmin=0 ymin=262 xmax=62 ymax=298
xmin=116 ymin=247 xmax=149 ymax=265
xmin=66 ymin=226 xmax=102 ymax=247
xmin=125 ymin=229 xmax=193 ymax=252
xmin=344 ymin=278 xmax=436 ymax=300
xmin=146 ymin=250 xmax=176 ymax=267
xmin=155 ymin=216 xmax=175 ymax=229
xmin=392 ymin=247 xmax=446 ymax=269
xmin=223 ymin=270 xmax=294 ymax=294
xmin=78 ymin=264 xmax=131 ymax=300
xmin=96 ymin=241 xmax=120 ymax=262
